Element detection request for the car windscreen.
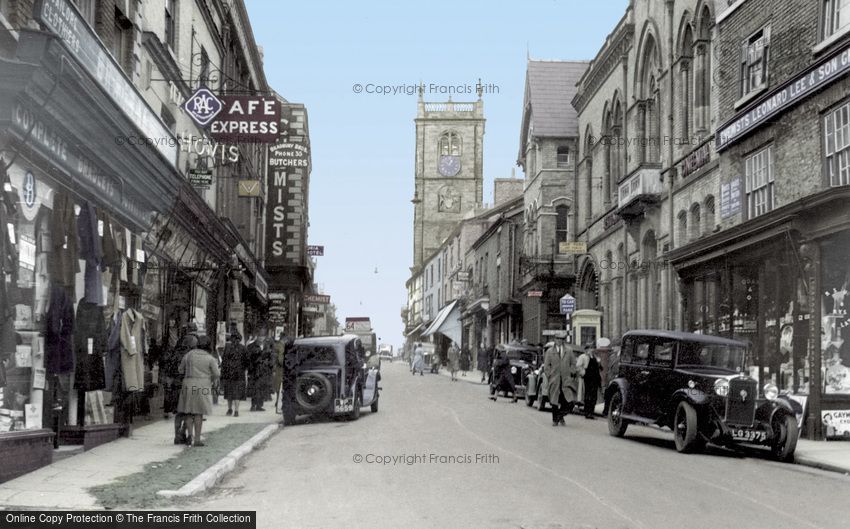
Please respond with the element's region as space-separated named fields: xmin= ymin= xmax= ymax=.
xmin=504 ymin=349 xmax=537 ymax=363
xmin=676 ymin=342 xmax=745 ymax=372
xmin=294 ymin=345 xmax=338 ymax=365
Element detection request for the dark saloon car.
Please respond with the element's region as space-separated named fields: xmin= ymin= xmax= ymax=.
xmin=604 ymin=330 xmax=798 ymax=461
xmin=281 ymin=335 xmax=380 ymax=425
xmin=489 ymin=342 xmax=543 ymax=402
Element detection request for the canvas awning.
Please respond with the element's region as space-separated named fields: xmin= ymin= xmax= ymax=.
xmin=422 ymin=300 xmax=462 ymax=344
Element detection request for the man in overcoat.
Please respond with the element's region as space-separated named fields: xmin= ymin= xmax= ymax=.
xmin=544 ymin=336 xmax=578 ymax=426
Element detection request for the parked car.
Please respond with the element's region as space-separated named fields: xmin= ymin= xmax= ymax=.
xmin=281 ymin=335 xmax=381 ymax=425
xmin=489 ymin=342 xmax=543 ymax=402
xmin=526 ymin=343 xmax=584 ymax=411
xmin=604 ymin=330 xmax=799 ymax=461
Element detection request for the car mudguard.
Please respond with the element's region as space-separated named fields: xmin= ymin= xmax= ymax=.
xmin=757 ymin=397 xmax=795 ymax=425
xmin=362 ymin=367 xmax=380 ymax=405
xmin=671 ymin=387 xmax=710 ymax=406
xmin=604 ymin=378 xmax=630 ymax=407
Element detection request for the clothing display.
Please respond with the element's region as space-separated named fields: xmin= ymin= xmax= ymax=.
xmin=73 ymin=301 xmax=106 ymax=391
xmin=48 ymin=191 xmax=79 ymax=290
xmin=77 ymin=202 xmax=104 ymax=306
xmin=118 ymin=308 xmax=146 ymax=393
xmin=0 ymin=163 xmax=17 ymax=360
xmin=45 ymin=285 xmax=74 ymax=375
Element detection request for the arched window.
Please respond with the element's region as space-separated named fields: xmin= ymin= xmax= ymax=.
xmin=555 ymin=205 xmax=569 ymax=246
xmin=679 ymin=23 xmax=694 ymax=141
xmin=556 ymin=146 xmax=571 ymax=168
xmin=704 ymin=195 xmax=716 ymax=233
xmin=584 ymin=128 xmax=594 ymax=222
xmin=695 ymin=6 xmax=714 ymax=132
xmin=603 ymin=108 xmax=613 ymax=206
xmin=639 ymin=35 xmax=661 ymax=164
xmin=690 ymin=203 xmax=702 ymax=240
xmin=678 ymin=210 xmax=689 ymax=245
xmin=439 ymin=132 xmax=461 ymax=156
xmin=611 ymin=99 xmax=623 ymax=200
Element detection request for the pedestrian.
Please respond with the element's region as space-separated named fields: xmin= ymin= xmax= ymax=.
xmin=602 ymin=343 xmax=620 ymax=416
xmin=247 ymin=329 xmax=273 ymax=411
xmin=578 ymin=346 xmax=603 ymax=419
xmin=177 ymin=335 xmax=219 ymax=447
xmin=447 ymin=342 xmax=460 ymax=381
xmin=460 ymin=345 xmax=471 ymax=377
xmin=272 ymin=333 xmax=288 ymax=414
xmin=543 ymin=337 xmax=578 ymax=426
xmin=488 ymin=349 xmax=517 ymax=402
xmin=168 ymin=333 xmax=197 ymax=444
xmin=477 ymin=344 xmax=491 ymax=384
xmin=412 ymin=342 xmax=425 ymax=376
xmin=220 ymin=330 xmax=247 ymax=417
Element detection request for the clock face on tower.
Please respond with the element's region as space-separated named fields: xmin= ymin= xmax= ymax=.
xmin=438 ymin=155 xmax=461 ymax=177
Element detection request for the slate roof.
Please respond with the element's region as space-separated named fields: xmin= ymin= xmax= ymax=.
xmin=521 ymin=60 xmax=588 ymax=140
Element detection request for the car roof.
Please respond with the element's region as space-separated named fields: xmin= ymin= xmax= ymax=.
xmin=497 ymin=343 xmax=541 ymax=352
xmin=294 ymin=334 xmax=358 ymax=347
xmin=622 ymin=329 xmax=747 ymax=347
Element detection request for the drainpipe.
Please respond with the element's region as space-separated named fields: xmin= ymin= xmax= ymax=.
xmin=666 ymin=0 xmax=676 ymax=331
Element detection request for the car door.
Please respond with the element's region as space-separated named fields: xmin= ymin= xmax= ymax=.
xmin=641 ymin=339 xmax=676 ymax=424
xmin=618 ymin=336 xmax=650 ymax=417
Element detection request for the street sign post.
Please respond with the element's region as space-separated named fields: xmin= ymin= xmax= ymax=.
xmin=560 ymin=294 xmax=576 ymax=344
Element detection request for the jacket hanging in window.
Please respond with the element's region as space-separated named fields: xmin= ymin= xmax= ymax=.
xmin=73 ymin=301 xmax=106 ymax=391
xmin=48 ymin=191 xmax=80 ymax=290
xmin=45 ymin=285 xmax=75 ymax=375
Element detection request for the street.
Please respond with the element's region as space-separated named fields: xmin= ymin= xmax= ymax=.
xmin=192 ymin=363 xmax=850 ymax=529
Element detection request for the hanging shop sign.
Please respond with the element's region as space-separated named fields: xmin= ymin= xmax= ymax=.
xmin=255 ymin=273 xmax=268 ymax=301
xmin=304 ymin=294 xmax=331 ymax=305
xmin=188 ymin=169 xmax=213 ymax=188
xmin=306 ymin=245 xmax=324 ymax=256
xmin=268 ymin=142 xmax=310 ymax=169
xmin=238 ymin=179 xmax=261 ymax=197
xmin=268 ymin=293 xmax=287 ymax=326
xmin=182 ymin=87 xmax=223 ymax=127
xmin=717 ymin=42 xmax=850 ymax=151
xmin=720 ymin=176 xmax=742 ymax=219
xmin=209 ymin=96 xmax=280 ymax=143
xmin=179 ymin=132 xmax=239 ymax=164
xmin=36 ymin=0 xmax=177 ymax=165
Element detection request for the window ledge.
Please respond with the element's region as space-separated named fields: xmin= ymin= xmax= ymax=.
xmin=813 ymin=26 xmax=850 ymax=56
xmin=734 ymin=85 xmax=768 ymax=110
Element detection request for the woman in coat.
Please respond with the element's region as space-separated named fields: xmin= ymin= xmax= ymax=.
xmin=247 ymin=335 xmax=274 ymax=411
xmin=177 ymin=336 xmax=220 ymax=446
xmin=459 ymin=346 xmax=471 ymax=377
xmin=220 ymin=331 xmax=247 ymax=417
xmin=411 ymin=343 xmax=425 ymax=376
xmin=447 ymin=342 xmax=460 ymax=381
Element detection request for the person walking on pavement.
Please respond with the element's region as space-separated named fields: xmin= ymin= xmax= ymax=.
xmin=177 ymin=336 xmax=219 ymax=447
xmin=489 ymin=350 xmax=518 ymax=402
xmin=544 ymin=337 xmax=578 ymax=426
xmin=447 ymin=342 xmax=460 ymax=381
xmin=460 ymin=345 xmax=471 ymax=377
xmin=412 ymin=342 xmax=425 ymax=376
xmin=220 ymin=329 xmax=247 ymax=417
xmin=578 ymin=346 xmax=603 ymax=419
xmin=477 ymin=344 xmax=492 ymax=384
xmin=168 ymin=332 xmax=197 ymax=444
xmin=247 ymin=328 xmax=273 ymax=411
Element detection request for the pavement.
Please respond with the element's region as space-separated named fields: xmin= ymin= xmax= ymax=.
xmin=0 ymin=402 xmax=280 ymax=509
xmin=188 ymin=362 xmax=850 ymax=529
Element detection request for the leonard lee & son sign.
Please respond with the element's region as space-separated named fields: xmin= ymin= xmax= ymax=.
xmin=717 ymin=43 xmax=850 ymax=151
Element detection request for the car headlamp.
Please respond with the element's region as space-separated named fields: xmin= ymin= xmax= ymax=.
xmin=714 ymin=378 xmax=729 ymax=397
xmin=510 ymin=366 xmax=517 ymax=375
xmin=763 ymin=383 xmax=779 ymax=401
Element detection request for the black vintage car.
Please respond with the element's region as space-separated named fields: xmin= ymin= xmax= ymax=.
xmin=604 ymin=330 xmax=799 ymax=461
xmin=489 ymin=342 xmax=543 ymax=402
xmin=281 ymin=335 xmax=381 ymax=425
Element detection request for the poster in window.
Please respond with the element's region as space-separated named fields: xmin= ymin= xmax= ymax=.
xmin=822 ymin=410 xmax=850 ymax=439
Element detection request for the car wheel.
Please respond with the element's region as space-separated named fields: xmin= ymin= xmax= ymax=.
xmin=295 ymin=373 xmax=333 ymax=413
xmin=771 ymin=414 xmax=798 ymax=462
xmin=370 ymin=397 xmax=379 ymax=413
xmin=673 ymin=401 xmax=704 ymax=453
xmin=349 ymin=392 xmax=362 ymax=421
xmin=607 ymin=392 xmax=628 ymax=438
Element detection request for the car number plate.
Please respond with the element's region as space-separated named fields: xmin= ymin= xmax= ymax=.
xmin=731 ymin=428 xmax=767 ymax=442
xmin=334 ymin=398 xmax=354 ymax=413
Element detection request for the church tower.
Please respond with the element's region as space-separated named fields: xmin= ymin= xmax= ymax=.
xmin=411 ymin=87 xmax=485 ymax=269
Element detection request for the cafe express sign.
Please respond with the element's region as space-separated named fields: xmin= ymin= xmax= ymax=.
xmin=717 ymin=43 xmax=850 ymax=151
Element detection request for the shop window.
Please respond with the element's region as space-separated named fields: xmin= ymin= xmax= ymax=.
xmin=822 ymin=0 xmax=850 ymax=41
xmin=745 ymin=146 xmax=775 ymax=218
xmin=821 ymin=233 xmax=850 ymax=396
xmin=824 ymin=101 xmax=850 ymax=186
xmin=740 ymin=27 xmax=770 ymax=98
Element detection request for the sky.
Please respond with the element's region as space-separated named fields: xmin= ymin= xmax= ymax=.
xmin=245 ymin=0 xmax=628 ymax=349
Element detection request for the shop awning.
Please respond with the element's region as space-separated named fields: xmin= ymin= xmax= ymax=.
xmin=404 ymin=321 xmax=425 ymax=338
xmin=422 ymin=300 xmax=462 ymax=344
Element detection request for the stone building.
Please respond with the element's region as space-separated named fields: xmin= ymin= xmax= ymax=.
xmin=667 ymin=0 xmax=850 ymax=440
xmin=573 ymin=0 xmax=720 ymax=342
xmin=517 ymin=59 xmax=588 ymax=344
xmin=411 ymin=90 xmax=485 ymax=269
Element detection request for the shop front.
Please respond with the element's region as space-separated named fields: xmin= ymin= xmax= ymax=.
xmin=670 ymin=187 xmax=850 ymax=440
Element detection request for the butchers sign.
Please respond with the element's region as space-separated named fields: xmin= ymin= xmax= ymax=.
xmin=210 ymin=96 xmax=280 ymax=143
xmin=717 ymin=43 xmax=850 ymax=151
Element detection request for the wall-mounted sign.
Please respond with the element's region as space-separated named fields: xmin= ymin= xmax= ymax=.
xmin=718 ymin=42 xmax=850 ymax=151
xmin=36 ymin=0 xmax=178 ymax=165
xmin=188 ymin=169 xmax=213 ymax=188
xmin=307 ymin=245 xmax=324 ymax=256
xmin=210 ymin=96 xmax=280 ymax=143
xmin=559 ymin=294 xmax=576 ymax=315
xmin=456 ymin=271 xmax=470 ymax=282
xmin=182 ymin=87 xmax=223 ymax=127
xmin=558 ymin=242 xmax=587 ymax=254
xmin=304 ymin=294 xmax=331 ymax=305
xmin=179 ymin=132 xmax=239 ymax=164
xmin=527 ymin=290 xmax=543 ymax=298
xmin=238 ymin=180 xmax=261 ymax=197
xmin=720 ymin=176 xmax=742 ymax=219
xmin=679 ymin=141 xmax=712 ymax=178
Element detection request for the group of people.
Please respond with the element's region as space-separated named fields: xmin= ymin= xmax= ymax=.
xmin=160 ymin=323 xmax=291 ymax=447
xmin=410 ymin=341 xmax=472 ymax=380
xmin=543 ymin=340 xmax=603 ymax=426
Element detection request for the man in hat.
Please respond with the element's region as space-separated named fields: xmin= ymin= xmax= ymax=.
xmin=543 ymin=335 xmax=578 ymax=426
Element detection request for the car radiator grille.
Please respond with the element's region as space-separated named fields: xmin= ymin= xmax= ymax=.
xmin=725 ymin=378 xmax=757 ymax=427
